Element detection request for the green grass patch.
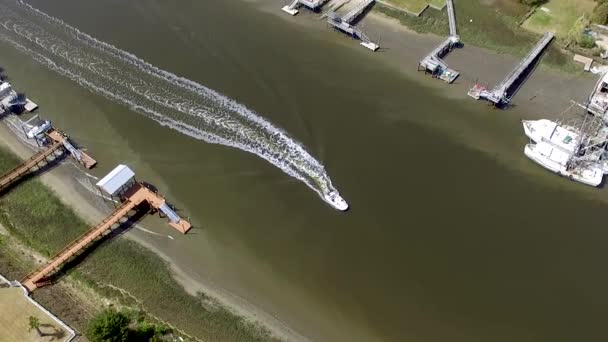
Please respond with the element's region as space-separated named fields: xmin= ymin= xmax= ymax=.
xmin=428 ymin=0 xmax=445 ymax=8
xmin=374 ymin=0 xmax=580 ymax=73
xmin=382 ymin=0 xmax=442 ymax=14
xmin=522 ymin=0 xmax=595 ymax=38
xmin=0 ymin=148 xmax=280 ymax=342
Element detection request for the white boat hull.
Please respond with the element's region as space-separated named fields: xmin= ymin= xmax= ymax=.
xmin=281 ymin=6 xmax=299 ymax=15
xmin=360 ymin=41 xmax=379 ymax=51
xmin=323 ymin=191 xmax=349 ymax=211
xmin=524 ymin=144 xmax=603 ymax=187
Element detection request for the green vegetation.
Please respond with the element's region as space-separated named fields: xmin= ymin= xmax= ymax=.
xmin=518 ymin=0 xmax=547 ymax=5
xmin=381 ymin=0 xmax=446 ymax=14
xmin=374 ymin=0 xmax=578 ymax=72
xmin=0 ymin=148 xmax=280 ymax=342
xmin=522 ymin=0 xmax=595 ymax=38
xmin=27 ymin=316 xmax=41 ymax=335
xmin=86 ymin=309 xmax=169 ymax=342
xmin=592 ymin=1 xmax=608 ymax=24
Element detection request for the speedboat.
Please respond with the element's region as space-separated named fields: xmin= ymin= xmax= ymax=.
xmin=323 ymin=190 xmax=348 ymax=211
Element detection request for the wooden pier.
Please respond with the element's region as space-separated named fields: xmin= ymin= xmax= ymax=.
xmin=0 ymin=141 xmax=63 ymax=192
xmin=342 ymin=0 xmax=375 ymax=24
xmin=418 ymin=0 xmax=460 ymax=83
xmin=327 ymin=0 xmax=379 ymax=51
xmin=20 ymin=182 xmax=191 ymax=293
xmin=0 ymin=127 xmax=96 ymax=193
xmin=471 ymin=32 xmax=554 ymax=106
xmin=447 ymin=0 xmax=458 ymax=39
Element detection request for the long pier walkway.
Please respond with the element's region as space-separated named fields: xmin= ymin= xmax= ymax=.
xmin=447 ymin=0 xmax=457 ymax=38
xmin=0 ymin=141 xmax=63 ymax=192
xmin=21 ymin=182 xmax=191 ymax=292
xmin=418 ymin=0 xmax=460 ymax=83
xmin=342 ymin=0 xmax=374 ymax=24
xmin=470 ymin=32 xmax=554 ymax=106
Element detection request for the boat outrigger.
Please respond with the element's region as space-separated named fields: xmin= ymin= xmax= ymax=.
xmin=522 ymin=105 xmax=608 ymax=186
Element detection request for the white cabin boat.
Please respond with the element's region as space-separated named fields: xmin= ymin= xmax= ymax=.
xmin=524 ymin=143 xmax=603 ymax=186
xmin=323 ymin=191 xmax=348 ymax=211
xmin=522 ymin=119 xmax=605 ymax=187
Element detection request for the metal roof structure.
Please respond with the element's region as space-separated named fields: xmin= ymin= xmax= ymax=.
xmin=96 ymin=164 xmax=135 ymax=196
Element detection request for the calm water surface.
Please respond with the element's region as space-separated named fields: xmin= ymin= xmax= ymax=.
xmin=1 ymin=0 xmax=608 ymax=341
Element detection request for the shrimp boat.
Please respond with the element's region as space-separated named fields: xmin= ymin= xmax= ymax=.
xmin=522 ymin=106 xmax=608 ymax=186
xmin=586 ymin=71 xmax=608 ymax=120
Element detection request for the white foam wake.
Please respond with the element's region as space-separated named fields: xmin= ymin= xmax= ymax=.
xmin=0 ymin=0 xmax=346 ymax=208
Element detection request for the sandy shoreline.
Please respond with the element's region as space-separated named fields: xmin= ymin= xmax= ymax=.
xmin=0 ymin=121 xmax=307 ymax=342
xmin=261 ymin=0 xmax=597 ymax=118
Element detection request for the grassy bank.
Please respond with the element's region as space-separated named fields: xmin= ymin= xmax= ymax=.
xmin=0 ymin=148 xmax=280 ymax=342
xmin=374 ymin=0 xmax=579 ymax=73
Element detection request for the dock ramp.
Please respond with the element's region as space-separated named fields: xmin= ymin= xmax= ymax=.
xmin=447 ymin=0 xmax=458 ymax=39
xmin=471 ymin=32 xmax=554 ymax=106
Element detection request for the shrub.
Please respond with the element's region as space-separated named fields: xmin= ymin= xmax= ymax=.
xmin=579 ymin=34 xmax=597 ymax=48
xmin=86 ymin=309 xmax=130 ymax=342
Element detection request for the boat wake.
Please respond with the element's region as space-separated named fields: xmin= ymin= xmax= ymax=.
xmin=0 ymin=0 xmax=346 ymax=209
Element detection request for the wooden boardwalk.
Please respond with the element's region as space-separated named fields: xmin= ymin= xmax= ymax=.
xmin=0 ymin=141 xmax=63 ymax=192
xmin=21 ymin=183 xmax=191 ymax=293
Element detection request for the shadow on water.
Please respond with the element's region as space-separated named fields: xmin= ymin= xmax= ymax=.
xmin=502 ymin=46 xmax=548 ymax=108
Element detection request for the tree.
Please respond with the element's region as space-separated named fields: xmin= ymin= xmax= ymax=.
xmin=579 ymin=34 xmax=597 ymax=48
xmin=27 ymin=316 xmax=41 ymax=336
xmin=86 ymin=309 xmax=131 ymax=342
xmin=593 ymin=2 xmax=608 ymax=24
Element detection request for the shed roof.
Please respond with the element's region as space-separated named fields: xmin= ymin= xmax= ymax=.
xmin=96 ymin=164 xmax=135 ymax=196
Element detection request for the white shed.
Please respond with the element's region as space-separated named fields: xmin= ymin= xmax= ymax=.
xmin=96 ymin=164 xmax=135 ymax=196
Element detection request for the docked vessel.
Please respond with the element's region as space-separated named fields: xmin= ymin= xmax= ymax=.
xmin=522 ymin=111 xmax=608 ymax=187
xmin=323 ymin=190 xmax=349 ymax=211
xmin=587 ymin=71 xmax=608 ymax=120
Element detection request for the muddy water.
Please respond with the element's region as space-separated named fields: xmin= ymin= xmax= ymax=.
xmin=1 ymin=0 xmax=608 ymax=341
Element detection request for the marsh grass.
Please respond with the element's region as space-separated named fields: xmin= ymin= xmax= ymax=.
xmin=374 ymin=0 xmax=580 ymax=73
xmin=0 ymin=148 xmax=280 ymax=341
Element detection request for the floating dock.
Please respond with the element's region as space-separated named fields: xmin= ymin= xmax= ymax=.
xmin=20 ymin=165 xmax=192 ymax=293
xmin=469 ymin=32 xmax=554 ymax=106
xmin=0 ymin=82 xmax=38 ymax=114
xmin=282 ymin=0 xmax=330 ymax=15
xmin=327 ymin=0 xmax=379 ymax=51
xmin=418 ymin=0 xmax=460 ymax=83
